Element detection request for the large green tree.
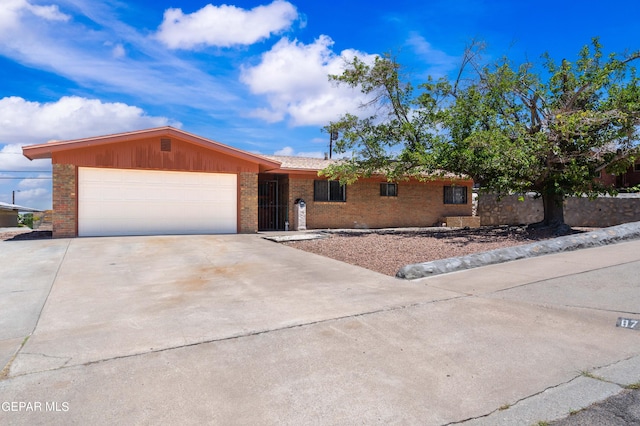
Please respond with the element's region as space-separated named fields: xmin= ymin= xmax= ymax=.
xmin=323 ymin=39 xmax=640 ymax=232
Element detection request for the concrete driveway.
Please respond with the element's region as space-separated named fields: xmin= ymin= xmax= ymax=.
xmin=1 ymin=234 xmax=639 ymax=425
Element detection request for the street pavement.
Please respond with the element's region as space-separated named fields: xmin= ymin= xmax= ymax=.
xmin=550 ymin=388 xmax=640 ymax=425
xmin=0 ymin=233 xmax=639 ymax=425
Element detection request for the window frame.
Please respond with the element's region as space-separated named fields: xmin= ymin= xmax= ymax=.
xmin=443 ymin=185 xmax=468 ymax=205
xmin=380 ymin=182 xmax=398 ymax=197
xmin=314 ymin=180 xmax=346 ymax=202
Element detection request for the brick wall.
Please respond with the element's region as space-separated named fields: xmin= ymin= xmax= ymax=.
xmin=239 ymin=172 xmax=258 ymax=233
xmin=288 ymin=177 xmax=473 ymax=229
xmin=52 ymin=164 xmax=77 ymax=238
xmin=595 ymin=162 xmax=640 ymax=188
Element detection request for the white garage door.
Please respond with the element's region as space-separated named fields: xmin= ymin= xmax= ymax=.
xmin=78 ymin=167 xmax=237 ymax=236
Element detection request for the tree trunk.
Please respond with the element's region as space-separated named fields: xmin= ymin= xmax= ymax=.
xmin=538 ymin=192 xmax=571 ymax=235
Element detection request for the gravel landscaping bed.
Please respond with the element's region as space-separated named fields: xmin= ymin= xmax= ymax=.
xmin=284 ymin=226 xmax=592 ymax=277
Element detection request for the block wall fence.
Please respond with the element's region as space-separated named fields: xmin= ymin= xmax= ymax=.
xmin=479 ymin=193 xmax=640 ymax=227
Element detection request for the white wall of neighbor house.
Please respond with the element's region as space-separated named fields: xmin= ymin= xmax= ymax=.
xmin=77 ymin=167 xmax=238 ymax=237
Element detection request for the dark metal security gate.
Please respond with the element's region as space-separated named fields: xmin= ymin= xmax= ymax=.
xmin=258 ymin=180 xmax=282 ymax=231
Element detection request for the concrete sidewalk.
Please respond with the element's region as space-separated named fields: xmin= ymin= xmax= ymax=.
xmin=0 ymin=235 xmax=639 ymax=425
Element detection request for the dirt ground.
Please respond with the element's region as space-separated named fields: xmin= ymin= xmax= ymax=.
xmin=285 ymin=226 xmax=593 ymax=277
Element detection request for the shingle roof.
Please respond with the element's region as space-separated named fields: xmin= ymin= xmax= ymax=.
xmin=261 ymin=155 xmax=339 ymax=171
xmin=261 ymin=155 xmax=469 ymax=180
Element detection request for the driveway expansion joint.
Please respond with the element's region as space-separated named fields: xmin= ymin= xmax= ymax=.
xmin=482 ymin=258 xmax=640 ymax=298
xmin=444 ymin=374 xmax=623 ymax=425
xmin=7 ymin=295 xmax=469 ymax=379
xmin=29 ymin=239 xmax=72 ymax=336
xmin=485 ymin=296 xmax=640 ymax=316
xmin=2 ymin=241 xmax=73 ymax=380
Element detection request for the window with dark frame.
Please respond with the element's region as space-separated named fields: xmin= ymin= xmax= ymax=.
xmin=314 ymin=180 xmax=346 ymax=202
xmin=634 ymin=163 xmax=640 ymax=172
xmin=380 ymin=182 xmax=398 ymax=197
xmin=443 ymin=186 xmax=467 ymax=204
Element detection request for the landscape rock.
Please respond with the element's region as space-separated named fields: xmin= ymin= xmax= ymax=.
xmin=396 ymin=221 xmax=640 ymax=279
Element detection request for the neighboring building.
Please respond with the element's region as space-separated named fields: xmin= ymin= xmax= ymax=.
xmin=0 ymin=202 xmax=42 ymax=227
xmin=22 ymin=127 xmax=473 ymax=238
xmin=596 ymin=159 xmax=640 ymax=189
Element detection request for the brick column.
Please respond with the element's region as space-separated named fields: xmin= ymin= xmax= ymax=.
xmin=52 ymin=164 xmax=77 ymax=238
xmin=239 ymin=172 xmax=258 ymax=233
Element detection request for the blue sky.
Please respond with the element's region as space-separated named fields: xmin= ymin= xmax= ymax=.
xmin=1 ymin=0 xmax=639 ymax=210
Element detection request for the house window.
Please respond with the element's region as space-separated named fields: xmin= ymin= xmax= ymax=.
xmin=634 ymin=163 xmax=640 ymax=172
xmin=444 ymin=186 xmax=467 ymax=204
xmin=380 ymin=183 xmax=398 ymax=197
xmin=314 ymin=180 xmax=346 ymax=202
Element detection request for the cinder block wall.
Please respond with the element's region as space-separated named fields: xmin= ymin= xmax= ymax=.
xmin=52 ymin=164 xmax=77 ymax=238
xmin=479 ymin=193 xmax=640 ymax=227
xmin=288 ymin=177 xmax=472 ymax=229
xmin=239 ymin=172 xmax=258 ymax=233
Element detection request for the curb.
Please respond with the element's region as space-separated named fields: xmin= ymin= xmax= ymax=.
xmin=396 ymin=221 xmax=640 ymax=280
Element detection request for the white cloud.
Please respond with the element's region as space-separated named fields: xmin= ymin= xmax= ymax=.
xmin=240 ymin=35 xmax=378 ymax=126
xmin=156 ymin=1 xmax=298 ymax=49
xmin=405 ymin=32 xmax=459 ymax=77
xmin=0 ymin=1 xmax=240 ymax=110
xmin=274 ymin=146 xmax=294 ymax=155
xmin=0 ymin=96 xmax=179 ymax=145
xmin=0 ymin=144 xmax=49 ymax=171
xmin=249 ymin=107 xmax=285 ymax=124
xmin=18 ymin=174 xmax=50 ymax=189
xmin=274 ymin=146 xmax=323 ymax=157
xmin=28 ymin=3 xmax=70 ymax=22
xmin=11 ymin=187 xmax=51 ymax=210
xmin=0 ymin=144 xmax=51 ymax=209
xmin=0 ymin=0 xmax=69 ymax=34
xmin=112 ymin=43 xmax=125 ymax=59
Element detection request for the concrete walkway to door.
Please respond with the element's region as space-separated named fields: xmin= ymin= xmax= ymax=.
xmin=0 ymin=234 xmax=639 ymax=425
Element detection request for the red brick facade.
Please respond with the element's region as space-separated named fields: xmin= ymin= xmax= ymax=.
xmin=52 ymin=163 xmax=77 ymax=238
xmin=287 ymin=177 xmax=473 ymax=229
xmin=239 ymin=172 xmax=258 ymax=233
xmin=596 ymin=160 xmax=640 ymax=189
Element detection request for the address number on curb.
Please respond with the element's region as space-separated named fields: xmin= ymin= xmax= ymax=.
xmin=617 ymin=317 xmax=640 ymax=330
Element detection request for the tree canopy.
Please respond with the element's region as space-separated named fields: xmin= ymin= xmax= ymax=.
xmin=322 ymin=39 xmax=640 ymax=231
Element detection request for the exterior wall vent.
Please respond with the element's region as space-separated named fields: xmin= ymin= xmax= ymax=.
xmin=160 ymin=138 xmax=172 ymax=152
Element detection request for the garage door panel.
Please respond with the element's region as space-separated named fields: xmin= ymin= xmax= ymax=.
xmin=78 ymin=168 xmax=238 ymax=236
